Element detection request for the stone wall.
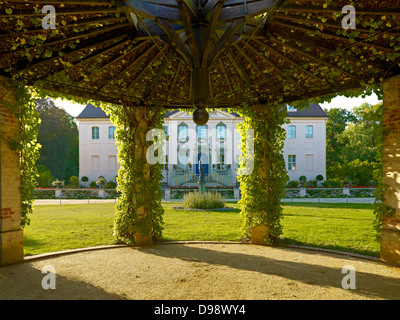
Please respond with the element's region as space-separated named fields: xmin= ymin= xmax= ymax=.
xmin=0 ymin=79 xmax=23 ymax=265
xmin=381 ymin=74 xmax=400 ymax=266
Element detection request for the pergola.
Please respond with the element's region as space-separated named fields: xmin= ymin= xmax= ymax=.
xmin=1 ymin=0 xmax=400 ymax=266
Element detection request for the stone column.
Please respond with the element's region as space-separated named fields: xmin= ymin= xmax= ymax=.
xmin=381 ymin=74 xmax=400 ymax=266
xmin=0 ymin=80 xmax=24 ymax=265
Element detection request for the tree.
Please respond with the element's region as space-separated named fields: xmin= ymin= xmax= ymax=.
xmin=325 ymin=103 xmax=383 ymax=185
xmin=35 ymin=98 xmax=79 ymax=181
xmin=325 ymin=107 xmax=357 ymax=174
xmin=36 ymin=164 xmax=54 ymax=188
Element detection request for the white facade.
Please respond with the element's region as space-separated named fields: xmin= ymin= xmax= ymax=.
xmin=76 ymin=107 xmax=327 ymax=185
xmin=282 ymin=117 xmax=327 ymax=181
xmin=77 ymin=118 xmax=119 ymax=182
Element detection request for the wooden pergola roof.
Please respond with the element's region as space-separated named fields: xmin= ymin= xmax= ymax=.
xmin=1 ymin=0 xmax=400 ymax=108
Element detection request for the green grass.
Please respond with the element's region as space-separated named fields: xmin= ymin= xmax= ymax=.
xmin=24 ymin=204 xmax=115 ymax=256
xmin=23 ymin=202 xmax=380 ymax=257
xmin=281 ymin=203 xmax=380 ymax=257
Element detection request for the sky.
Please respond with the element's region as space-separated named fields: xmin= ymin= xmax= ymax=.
xmin=54 ymin=93 xmax=382 ymax=118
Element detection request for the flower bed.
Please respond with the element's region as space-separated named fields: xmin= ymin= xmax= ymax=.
xmin=33 ymin=188 xmax=120 ymax=199
xmin=169 ymin=186 xmax=234 ymax=199
xmin=33 ymin=189 xmax=56 ymax=199
xmin=283 ymin=187 xmax=376 ymax=198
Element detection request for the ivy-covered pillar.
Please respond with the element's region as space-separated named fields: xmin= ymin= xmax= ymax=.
xmin=0 ymin=78 xmax=23 ymax=265
xmin=238 ymin=104 xmax=288 ymax=245
xmin=380 ymin=74 xmax=400 ymax=266
xmin=107 ymin=103 xmax=164 ymax=246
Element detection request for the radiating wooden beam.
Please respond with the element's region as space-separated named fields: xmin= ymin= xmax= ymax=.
xmin=201 ymin=0 xmax=225 ymax=68
xmin=125 ymin=0 xmax=182 ymax=23
xmin=157 ymin=18 xmax=193 ymax=68
xmin=143 ymin=51 xmax=176 ymax=99
xmin=246 ymin=42 xmax=302 ymax=89
xmin=233 ymin=43 xmax=278 ymax=90
xmin=271 ymin=18 xmax=396 ymax=53
xmin=219 ymin=0 xmax=276 ymax=23
xmin=252 ymin=38 xmax=322 ymax=83
xmin=207 ymin=17 xmax=244 ymax=67
xmin=177 ymin=0 xmax=200 ymax=68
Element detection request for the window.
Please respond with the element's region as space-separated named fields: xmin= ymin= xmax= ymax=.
xmin=108 ymin=126 xmax=116 ymax=139
xmin=197 ymin=125 xmax=208 ymax=141
xmin=177 ymin=146 xmax=189 ymax=169
xmin=305 ymin=125 xmax=313 ymax=138
xmin=163 ymin=155 xmax=169 ymax=170
xmin=305 ymin=154 xmax=313 ymax=172
xmin=217 ymin=148 xmax=225 ymax=165
xmin=108 ymin=155 xmax=117 ymax=171
xmin=92 ymin=127 xmax=99 ymax=140
xmin=288 ymin=155 xmax=296 ymax=171
xmin=178 ymin=123 xmax=188 ymax=141
xmin=92 ymin=155 xmax=100 ymax=171
xmin=288 ymin=125 xmax=296 ymax=139
xmin=216 ymin=123 xmax=226 ymax=140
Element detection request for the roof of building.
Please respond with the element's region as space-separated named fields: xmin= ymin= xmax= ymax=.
xmin=76 ymin=103 xmax=109 ymax=119
xmin=76 ymin=103 xmax=328 ymax=119
xmin=287 ymin=103 xmax=329 ymax=118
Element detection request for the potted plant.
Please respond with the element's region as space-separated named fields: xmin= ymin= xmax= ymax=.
xmin=188 ymin=162 xmax=192 ymax=169
xmin=89 ymin=181 xmax=97 ymax=189
xmin=52 ymin=179 xmax=64 ymax=189
xmin=342 ymin=178 xmax=350 ymax=188
xmin=52 ymin=179 xmax=64 ymax=198
xmin=96 ymin=176 xmax=106 ymax=189
xmin=212 ymin=164 xmax=216 ymax=169
xmin=96 ymin=176 xmax=106 ymax=198
xmin=299 ymin=176 xmax=307 ymax=187
xmin=298 ymin=176 xmax=307 ymax=197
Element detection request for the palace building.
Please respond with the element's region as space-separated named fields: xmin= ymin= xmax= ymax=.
xmin=76 ymin=103 xmax=328 ymax=187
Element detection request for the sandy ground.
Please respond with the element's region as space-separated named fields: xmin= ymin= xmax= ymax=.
xmin=0 ymin=243 xmax=399 ymax=300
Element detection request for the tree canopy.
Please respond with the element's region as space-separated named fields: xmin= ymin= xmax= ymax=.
xmin=35 ymin=98 xmax=78 ymax=183
xmin=325 ymin=102 xmax=383 ymax=185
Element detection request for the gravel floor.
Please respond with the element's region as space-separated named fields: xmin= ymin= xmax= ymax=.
xmin=1 ymin=243 xmax=399 ymax=300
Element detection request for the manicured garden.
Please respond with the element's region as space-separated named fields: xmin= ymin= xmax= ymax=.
xmin=24 ymin=202 xmax=380 ymax=257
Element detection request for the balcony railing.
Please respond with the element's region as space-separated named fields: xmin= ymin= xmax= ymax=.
xmin=171 ymin=168 xmax=233 ymax=187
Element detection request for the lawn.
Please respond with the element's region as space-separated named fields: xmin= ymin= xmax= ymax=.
xmin=24 ymin=202 xmax=380 ymax=257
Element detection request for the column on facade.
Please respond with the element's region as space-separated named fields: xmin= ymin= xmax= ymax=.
xmin=381 ymin=74 xmax=400 ymax=266
xmin=0 ymin=79 xmax=23 ymax=265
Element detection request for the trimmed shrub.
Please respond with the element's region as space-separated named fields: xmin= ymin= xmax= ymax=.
xmin=89 ymin=181 xmax=97 ymax=188
xmin=182 ymin=192 xmax=225 ymax=209
xmin=287 ymin=180 xmax=300 ymax=188
xmin=69 ymin=176 xmax=79 ymax=188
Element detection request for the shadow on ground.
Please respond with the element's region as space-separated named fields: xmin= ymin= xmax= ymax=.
xmin=137 ymin=244 xmax=400 ymax=300
xmin=0 ymin=262 xmax=124 ymax=300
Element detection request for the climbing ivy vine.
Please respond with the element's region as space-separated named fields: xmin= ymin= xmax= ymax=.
xmin=1 ymin=78 xmax=41 ymax=228
xmin=101 ymin=101 xmax=165 ymax=244
xmin=235 ymin=102 xmax=289 ymax=244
